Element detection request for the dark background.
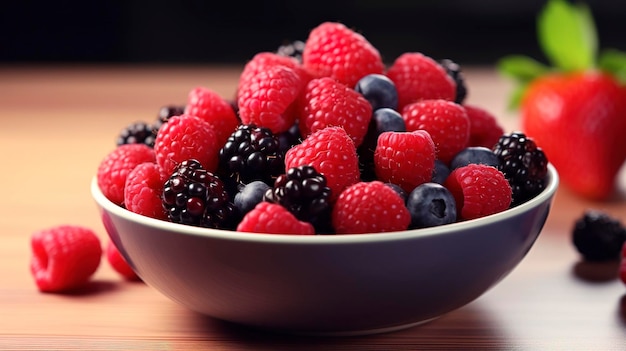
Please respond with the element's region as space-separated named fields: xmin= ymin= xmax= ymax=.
xmin=1 ymin=0 xmax=624 ymax=65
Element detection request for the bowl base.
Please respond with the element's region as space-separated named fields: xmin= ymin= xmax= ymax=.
xmin=266 ymin=317 xmax=439 ymax=337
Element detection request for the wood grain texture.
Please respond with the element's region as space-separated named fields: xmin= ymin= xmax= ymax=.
xmin=1 ymin=66 xmax=625 ymax=351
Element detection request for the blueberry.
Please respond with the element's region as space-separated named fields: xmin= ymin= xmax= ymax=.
xmin=431 ymin=160 xmax=450 ymax=184
xmin=450 ymin=146 xmax=500 ymax=170
xmin=355 ymin=74 xmax=399 ymax=111
xmin=234 ymin=181 xmax=271 ymax=216
xmin=406 ymin=183 xmax=457 ymax=229
xmin=372 ymin=108 xmax=406 ymax=134
xmin=384 ymin=182 xmax=407 ymax=202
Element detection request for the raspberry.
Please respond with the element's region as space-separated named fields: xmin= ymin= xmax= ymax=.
xmin=439 ymin=58 xmax=468 ymax=104
xmin=444 ymin=164 xmax=512 ymax=220
xmin=358 ymin=108 xmax=406 ymax=181
xmin=492 ymin=132 xmax=548 ymax=206
xmin=264 ymin=165 xmax=332 ymax=232
xmin=298 ymin=77 xmax=372 ymax=147
xmin=153 ymin=114 xmax=220 ymax=176
xmin=374 ymin=130 xmax=436 ymax=194
xmin=332 ymin=181 xmax=410 ymax=234
xmin=185 ymin=86 xmax=240 ymax=147
xmin=237 ymin=201 xmax=315 ymax=235
xmin=237 ymin=65 xmax=304 ymax=134
xmin=401 ymin=99 xmax=470 ymax=164
xmin=106 ymin=240 xmax=140 ymax=281
xmin=572 ymin=210 xmax=626 ymax=262
xmin=463 ymin=104 xmax=505 ymax=148
xmin=302 ymin=22 xmax=384 ymax=88
xmin=124 ymin=162 xmax=167 ymax=220
xmin=386 ymin=52 xmax=456 ymax=111
xmin=97 ymin=144 xmax=156 ymax=206
xmin=116 ymin=121 xmax=156 ymax=148
xmin=218 ymin=124 xmax=284 ymax=186
xmin=238 ymin=52 xmax=309 ymax=93
xmin=162 ymin=159 xmax=237 ymax=229
xmin=30 ymin=225 xmax=102 ymax=292
xmin=620 ymin=243 xmax=626 ymax=285
xmin=284 ymin=126 xmax=360 ymax=202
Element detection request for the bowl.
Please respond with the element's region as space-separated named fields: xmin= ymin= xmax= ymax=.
xmin=91 ymin=164 xmax=558 ymax=336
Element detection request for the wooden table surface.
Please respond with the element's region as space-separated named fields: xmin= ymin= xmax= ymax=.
xmin=1 ymin=65 xmax=625 ymax=351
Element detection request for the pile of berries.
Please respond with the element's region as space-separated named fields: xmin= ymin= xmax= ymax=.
xmin=97 ymin=21 xmax=550 ymax=236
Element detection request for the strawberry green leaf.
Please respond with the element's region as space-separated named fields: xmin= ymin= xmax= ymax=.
xmin=598 ymin=49 xmax=626 ymax=83
xmin=506 ymin=82 xmax=529 ymax=110
xmin=497 ymin=55 xmax=550 ymax=83
xmin=537 ymin=0 xmax=598 ymax=71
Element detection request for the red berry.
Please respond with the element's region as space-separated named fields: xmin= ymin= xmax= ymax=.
xmin=463 ymin=104 xmax=504 ymax=148
xmin=237 ymin=202 xmax=315 ymax=235
xmin=237 ymin=52 xmax=311 ymax=94
xmin=30 ymin=225 xmax=102 ymax=292
xmin=401 ymin=99 xmax=470 ymax=164
xmin=298 ymin=77 xmax=372 ymax=147
xmin=237 ymin=65 xmax=304 ymax=134
xmin=332 ymin=181 xmax=410 ymax=234
xmin=106 ymin=240 xmax=140 ymax=281
xmin=444 ymin=164 xmax=512 ymax=220
xmin=620 ymin=242 xmax=626 ymax=285
xmin=374 ymin=130 xmax=436 ymax=194
xmin=302 ymin=22 xmax=384 ymax=88
xmin=154 ymin=114 xmax=220 ymax=175
xmin=285 ymin=126 xmax=360 ymax=202
xmin=124 ymin=162 xmax=167 ymax=220
xmin=97 ymin=144 xmax=156 ymax=206
xmin=386 ymin=52 xmax=456 ymax=111
xmin=185 ymin=86 xmax=239 ymax=147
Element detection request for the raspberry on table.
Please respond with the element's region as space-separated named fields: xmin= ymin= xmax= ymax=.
xmin=463 ymin=104 xmax=505 ymax=148
xmin=185 ymin=86 xmax=240 ymax=147
xmin=374 ymin=130 xmax=436 ymax=194
xmin=284 ymin=126 xmax=361 ymax=202
xmin=97 ymin=143 xmax=156 ymax=206
xmin=106 ymin=240 xmax=141 ymax=281
xmin=237 ymin=65 xmax=304 ymax=134
xmin=124 ymin=162 xmax=167 ymax=220
xmin=302 ymin=22 xmax=384 ymax=88
xmin=218 ymin=124 xmax=284 ymax=186
xmin=401 ymin=99 xmax=470 ymax=164
xmin=30 ymin=225 xmax=102 ymax=293
xmin=492 ymin=132 xmax=548 ymax=206
xmin=444 ymin=164 xmax=512 ymax=220
xmin=162 ymin=159 xmax=237 ymax=229
xmin=332 ymin=181 xmax=411 ymax=234
xmin=298 ymin=77 xmax=373 ymax=147
xmin=237 ymin=201 xmax=315 ymax=235
xmin=264 ymin=165 xmax=332 ymax=233
xmin=572 ymin=210 xmax=626 ymax=262
xmin=386 ymin=52 xmax=456 ymax=110
xmin=153 ymin=114 xmax=221 ymax=176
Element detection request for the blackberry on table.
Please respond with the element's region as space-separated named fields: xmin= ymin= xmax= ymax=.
xmin=573 ymin=210 xmax=626 ymax=261
xmin=162 ymin=159 xmax=237 ymax=229
xmin=264 ymin=165 xmax=332 ymax=233
xmin=492 ymin=132 xmax=548 ymax=206
xmin=219 ymin=124 xmax=284 ymax=186
xmin=116 ymin=121 xmax=156 ymax=148
xmin=439 ymin=59 xmax=467 ymax=104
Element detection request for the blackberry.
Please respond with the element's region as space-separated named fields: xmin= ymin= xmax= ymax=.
xmin=219 ymin=124 xmax=284 ymax=185
xmin=153 ymin=104 xmax=186 ymax=135
xmin=162 ymin=159 xmax=237 ymax=229
xmin=439 ymin=59 xmax=467 ymax=104
xmin=493 ymin=132 xmax=548 ymax=206
xmin=116 ymin=121 xmax=156 ymax=148
xmin=572 ymin=210 xmax=626 ymax=261
xmin=264 ymin=165 xmax=332 ymax=233
xmin=277 ymin=40 xmax=306 ymax=62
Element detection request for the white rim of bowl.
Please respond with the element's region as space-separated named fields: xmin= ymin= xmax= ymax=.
xmin=91 ymin=164 xmax=559 ymax=244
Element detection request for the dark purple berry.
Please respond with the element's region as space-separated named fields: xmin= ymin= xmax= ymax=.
xmin=354 ymin=74 xmax=399 ymax=111
xmin=234 ymin=181 xmax=271 ymax=217
xmin=406 ymin=183 xmax=457 ymax=229
xmin=116 ymin=121 xmax=156 ymax=148
xmin=431 ymin=160 xmax=450 ymax=185
xmin=450 ymin=146 xmax=500 ymax=170
xmin=573 ymin=210 xmax=626 ymax=262
xmin=439 ymin=59 xmax=467 ymax=104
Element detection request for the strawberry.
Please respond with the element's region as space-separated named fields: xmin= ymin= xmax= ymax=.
xmin=498 ymin=0 xmax=626 ymax=200
xmin=302 ymin=22 xmax=384 ymax=88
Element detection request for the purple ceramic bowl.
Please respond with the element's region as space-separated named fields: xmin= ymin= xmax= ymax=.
xmin=92 ymin=164 xmax=558 ymax=335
